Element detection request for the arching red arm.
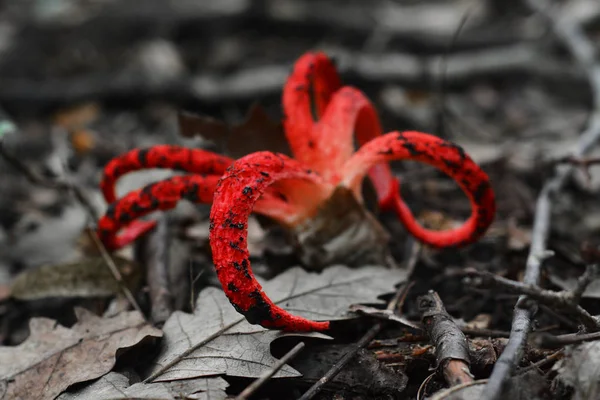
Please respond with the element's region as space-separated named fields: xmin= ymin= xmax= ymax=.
xmin=99 ymin=145 xmax=233 ymax=248
xmin=341 ymin=131 xmax=496 ymax=248
xmin=97 ymin=174 xmax=304 ymax=250
xmin=101 ymin=145 xmax=232 ymax=204
xmin=282 ymin=52 xmax=341 ymax=165
xmin=209 ymin=151 xmax=332 ymax=332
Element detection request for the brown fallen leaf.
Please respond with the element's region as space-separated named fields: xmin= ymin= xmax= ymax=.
xmin=0 ymin=308 xmax=162 ymax=400
xmin=178 ymin=103 xmax=292 ymax=159
xmin=145 ymin=265 xmax=406 ymax=382
xmin=9 ymin=256 xmax=141 ymax=301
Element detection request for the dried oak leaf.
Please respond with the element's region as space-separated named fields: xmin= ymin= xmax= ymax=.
xmin=146 ymin=265 xmax=406 ymax=382
xmin=0 ymin=308 xmax=162 ymax=400
xmin=58 ymin=372 xmax=228 ymax=400
xmin=178 ymin=103 xmax=291 ymax=159
xmin=9 ymin=256 xmax=140 ymax=301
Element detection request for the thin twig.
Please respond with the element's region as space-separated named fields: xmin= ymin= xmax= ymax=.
xmin=570 ymin=263 xmax=600 ymax=303
xmin=468 ymin=271 xmax=600 ymax=331
xmin=517 ymin=350 xmax=563 ymax=374
xmin=236 ymin=342 xmax=305 ymax=400
xmin=532 ymin=330 xmax=600 ymax=349
xmin=86 ymin=228 xmax=145 ymax=317
xmin=483 ymin=0 xmax=600 ymax=397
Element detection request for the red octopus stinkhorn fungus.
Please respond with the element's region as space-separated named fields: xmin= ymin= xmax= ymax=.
xmin=96 ymin=51 xmax=496 ymax=332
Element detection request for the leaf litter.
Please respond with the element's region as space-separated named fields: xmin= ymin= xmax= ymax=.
xmin=0 ymin=308 xmax=162 ymax=400
xmin=145 ymin=265 xmax=407 ymax=382
xmin=57 ymin=372 xmax=228 ymax=400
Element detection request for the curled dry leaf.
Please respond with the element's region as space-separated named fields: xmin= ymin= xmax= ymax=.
xmin=9 ymin=256 xmax=141 ymax=301
xmin=58 ymin=372 xmax=228 ymax=400
xmin=0 ymin=308 xmax=162 ymax=400
xmin=145 ymin=265 xmax=406 ymax=382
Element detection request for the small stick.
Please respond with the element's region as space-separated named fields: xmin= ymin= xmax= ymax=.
xmin=419 ymin=291 xmax=473 ymax=387
xmin=468 ymin=271 xmax=600 ymax=331
xmin=235 ymin=342 xmax=305 ymax=400
xmin=87 ymin=228 xmax=145 ymax=317
xmin=533 ymin=330 xmax=600 ymax=348
xmin=135 ymin=214 xmax=173 ymax=325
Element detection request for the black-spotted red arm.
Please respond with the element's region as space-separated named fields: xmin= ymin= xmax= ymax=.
xmin=341 ymin=131 xmax=496 ymax=247
xmin=97 ymin=173 xmax=306 ymax=250
xmin=209 ymin=152 xmax=332 ymax=332
xmin=99 ymin=145 xmax=233 ymax=247
xmin=101 ymin=145 xmax=233 ymax=203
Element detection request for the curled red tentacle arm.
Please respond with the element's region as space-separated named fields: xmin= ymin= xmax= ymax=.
xmin=101 ymin=145 xmax=232 ymax=203
xmin=209 ymin=151 xmax=332 ymax=332
xmin=98 ymin=174 xmax=303 ymax=250
xmin=98 ymin=175 xmax=222 ymax=250
xmin=282 ymin=52 xmax=341 ymax=164
xmin=342 ymin=131 xmax=496 ymax=248
xmin=99 ymin=145 xmax=233 ymax=247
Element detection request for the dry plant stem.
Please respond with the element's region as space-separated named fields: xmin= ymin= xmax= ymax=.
xmin=86 ymin=228 xmax=145 ymax=317
xmin=470 ymin=271 xmax=600 ymax=331
xmin=517 ymin=350 xmax=563 ymax=374
xmin=533 ymin=330 xmax=600 ymax=349
xmin=419 ymin=291 xmax=473 ymax=387
xmin=235 ymin=342 xmax=305 ymax=400
xmin=483 ymin=0 xmax=600 ymax=398
xmin=570 ymin=263 xmax=600 ymax=303
xmin=135 ymin=215 xmax=172 ymax=325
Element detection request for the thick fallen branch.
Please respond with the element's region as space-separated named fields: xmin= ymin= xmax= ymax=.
xmin=135 ymin=214 xmax=173 ymax=325
xmin=419 ymin=291 xmax=473 ymax=387
xmin=482 ymin=0 xmax=600 ymax=398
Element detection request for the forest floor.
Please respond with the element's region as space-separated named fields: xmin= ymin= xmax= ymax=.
xmin=2 ymin=1 xmax=600 ymax=399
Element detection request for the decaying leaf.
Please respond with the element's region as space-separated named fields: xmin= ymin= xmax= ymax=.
xmin=58 ymin=372 xmax=228 ymax=400
xmin=146 ymin=265 xmax=406 ymax=382
xmin=293 ymin=186 xmax=394 ymax=270
xmin=555 ymin=341 xmax=600 ymax=400
xmin=9 ymin=256 xmax=141 ymax=301
xmin=178 ymin=103 xmax=292 ymax=158
xmin=0 ymin=308 xmax=162 ymax=400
